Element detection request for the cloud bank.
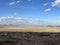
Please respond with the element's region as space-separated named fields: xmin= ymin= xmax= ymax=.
xmin=0 ymin=16 xmax=59 ymax=26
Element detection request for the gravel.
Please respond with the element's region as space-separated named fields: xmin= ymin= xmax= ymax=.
xmin=0 ymin=32 xmax=60 ymax=45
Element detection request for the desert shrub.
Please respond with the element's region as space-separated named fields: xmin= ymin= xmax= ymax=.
xmin=33 ymin=32 xmax=50 ymax=36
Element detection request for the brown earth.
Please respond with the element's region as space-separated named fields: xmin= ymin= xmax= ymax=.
xmin=0 ymin=26 xmax=60 ymax=45
xmin=0 ymin=32 xmax=60 ymax=45
xmin=0 ymin=26 xmax=60 ymax=32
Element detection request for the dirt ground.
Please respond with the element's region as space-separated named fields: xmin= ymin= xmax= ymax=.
xmin=0 ymin=26 xmax=60 ymax=45
xmin=0 ymin=32 xmax=60 ymax=45
xmin=0 ymin=26 xmax=60 ymax=32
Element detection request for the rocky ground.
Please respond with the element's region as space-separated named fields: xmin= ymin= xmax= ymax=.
xmin=0 ymin=32 xmax=60 ymax=45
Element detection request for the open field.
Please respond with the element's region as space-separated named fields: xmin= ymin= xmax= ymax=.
xmin=0 ymin=26 xmax=60 ymax=45
xmin=0 ymin=26 xmax=60 ymax=32
xmin=0 ymin=32 xmax=60 ymax=45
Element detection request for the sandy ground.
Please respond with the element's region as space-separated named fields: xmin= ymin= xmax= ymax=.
xmin=0 ymin=26 xmax=60 ymax=32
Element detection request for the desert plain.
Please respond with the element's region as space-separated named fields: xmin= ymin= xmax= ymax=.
xmin=0 ymin=26 xmax=60 ymax=32
xmin=0 ymin=26 xmax=60 ymax=45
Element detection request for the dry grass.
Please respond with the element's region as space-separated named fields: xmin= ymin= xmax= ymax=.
xmin=0 ymin=26 xmax=60 ymax=32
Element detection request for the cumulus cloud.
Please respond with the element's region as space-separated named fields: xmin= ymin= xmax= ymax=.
xmin=0 ymin=16 xmax=33 ymax=25
xmin=9 ymin=0 xmax=21 ymax=6
xmin=0 ymin=16 xmax=59 ymax=26
xmin=51 ymin=0 xmax=60 ymax=7
xmin=44 ymin=8 xmax=51 ymax=12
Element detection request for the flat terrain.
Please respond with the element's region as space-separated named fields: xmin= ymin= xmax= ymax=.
xmin=0 ymin=32 xmax=60 ymax=45
xmin=0 ymin=26 xmax=60 ymax=32
xmin=0 ymin=26 xmax=60 ymax=45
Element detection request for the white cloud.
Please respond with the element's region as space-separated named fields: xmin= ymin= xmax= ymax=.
xmin=16 ymin=1 xmax=20 ymax=3
xmin=44 ymin=3 xmax=48 ymax=6
xmin=44 ymin=8 xmax=51 ymax=12
xmin=0 ymin=16 xmax=33 ymax=25
xmin=51 ymin=0 xmax=60 ymax=7
xmin=43 ymin=0 xmax=60 ymax=12
xmin=9 ymin=2 xmax=16 ymax=5
xmin=0 ymin=16 xmax=60 ymax=26
xmin=9 ymin=0 xmax=21 ymax=6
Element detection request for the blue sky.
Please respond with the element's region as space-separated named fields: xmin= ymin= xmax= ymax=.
xmin=0 ymin=0 xmax=60 ymax=25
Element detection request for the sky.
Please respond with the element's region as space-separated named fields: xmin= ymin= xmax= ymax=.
xmin=0 ymin=0 xmax=60 ymax=25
